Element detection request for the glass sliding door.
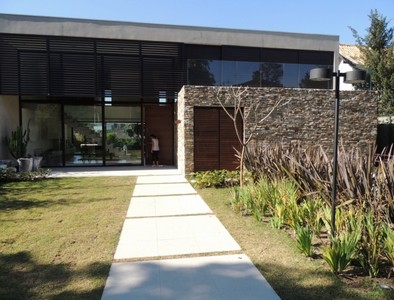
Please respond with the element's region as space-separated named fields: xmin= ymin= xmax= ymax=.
xmin=64 ymin=105 xmax=103 ymax=166
xmin=105 ymin=105 xmax=142 ymax=165
xmin=21 ymin=103 xmax=63 ymax=166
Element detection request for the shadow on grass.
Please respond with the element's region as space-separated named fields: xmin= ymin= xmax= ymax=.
xmin=255 ymin=262 xmax=394 ymax=300
xmin=0 ymin=177 xmax=132 ymax=211
xmin=0 ymin=198 xmax=53 ymax=210
xmin=0 ymin=251 xmax=110 ymax=300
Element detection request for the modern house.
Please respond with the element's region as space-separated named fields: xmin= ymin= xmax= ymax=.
xmin=0 ymin=14 xmax=377 ymax=173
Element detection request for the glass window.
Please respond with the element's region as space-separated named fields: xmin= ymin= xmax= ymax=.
xmin=105 ymin=106 xmax=142 ymax=165
xmin=187 ymin=59 xmax=221 ymax=86
xmin=283 ymin=63 xmax=300 ymax=88
xmin=21 ymin=103 xmax=63 ymax=166
xmin=298 ymin=64 xmax=332 ymax=89
xmin=260 ymin=62 xmax=283 ymax=87
xmin=222 ymin=61 xmax=261 ymax=86
xmin=64 ymin=105 xmax=103 ymax=166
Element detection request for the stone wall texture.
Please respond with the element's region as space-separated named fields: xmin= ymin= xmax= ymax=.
xmin=177 ymin=86 xmax=378 ymax=175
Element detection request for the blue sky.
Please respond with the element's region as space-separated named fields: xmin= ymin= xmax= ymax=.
xmin=1 ymin=0 xmax=393 ymax=44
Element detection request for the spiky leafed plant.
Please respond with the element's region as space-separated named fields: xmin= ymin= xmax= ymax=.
xmin=296 ymin=225 xmax=314 ymax=257
xmin=244 ymin=142 xmax=394 ymax=223
xmin=382 ymin=223 xmax=394 ymax=277
xmin=322 ymin=228 xmax=361 ymax=274
xmin=4 ymin=124 xmax=30 ymax=159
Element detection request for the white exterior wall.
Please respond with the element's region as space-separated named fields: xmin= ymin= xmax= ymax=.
xmin=338 ymin=59 xmax=356 ymax=91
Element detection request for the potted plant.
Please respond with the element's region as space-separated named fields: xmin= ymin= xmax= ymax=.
xmin=4 ymin=123 xmax=32 ymax=172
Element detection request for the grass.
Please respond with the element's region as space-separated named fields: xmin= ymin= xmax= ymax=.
xmin=198 ymin=187 xmax=394 ymax=300
xmin=0 ymin=176 xmax=135 ymax=299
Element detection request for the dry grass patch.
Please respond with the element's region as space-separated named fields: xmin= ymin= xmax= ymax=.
xmin=0 ymin=176 xmax=135 ymax=299
xmin=198 ymin=187 xmax=393 ymax=300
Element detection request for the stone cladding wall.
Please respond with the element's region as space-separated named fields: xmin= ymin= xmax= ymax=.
xmin=177 ymin=86 xmax=377 ymax=175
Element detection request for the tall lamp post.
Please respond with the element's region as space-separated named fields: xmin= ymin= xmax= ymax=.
xmin=309 ymin=68 xmax=366 ymax=239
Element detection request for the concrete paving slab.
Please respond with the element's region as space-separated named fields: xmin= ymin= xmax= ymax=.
xmin=102 ymin=254 xmax=280 ymax=300
xmin=132 ymin=182 xmax=197 ymax=197
xmin=114 ymin=215 xmax=241 ymax=260
xmin=127 ymin=194 xmax=212 ymax=218
xmin=50 ymin=166 xmax=180 ymax=177
xmin=136 ymin=175 xmax=188 ymax=184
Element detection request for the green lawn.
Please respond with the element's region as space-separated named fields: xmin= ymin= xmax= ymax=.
xmin=0 ymin=176 xmax=135 ymax=299
xmin=1 ymin=177 xmax=392 ymax=299
xmin=198 ymin=187 xmax=394 ymax=300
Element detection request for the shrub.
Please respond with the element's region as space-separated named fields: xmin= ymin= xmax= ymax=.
xmin=190 ymin=170 xmax=240 ymax=188
xmin=295 ymin=225 xmax=314 ymax=257
xmin=230 ymin=186 xmax=254 ymax=216
xmin=0 ymin=168 xmax=51 ymax=183
xmin=357 ymin=210 xmax=384 ymax=277
xmin=382 ymin=223 xmax=394 ymax=276
xmin=244 ymin=142 xmax=394 ymax=224
xmin=322 ymin=230 xmax=360 ymax=274
xmin=299 ymin=198 xmax=324 ymax=236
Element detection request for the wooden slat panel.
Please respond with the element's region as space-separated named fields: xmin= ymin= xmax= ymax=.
xmin=194 ymin=107 xmax=242 ymax=171
xmin=220 ymin=109 xmax=242 ymax=170
xmin=102 ymin=55 xmax=141 ymax=96
xmin=194 ymin=108 xmax=219 ymax=171
xmin=20 ymin=51 xmax=48 ymax=95
xmin=50 ymin=53 xmax=96 ymax=96
xmin=0 ymin=36 xmax=19 ymax=94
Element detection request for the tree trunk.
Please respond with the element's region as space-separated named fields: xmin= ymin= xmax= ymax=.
xmin=240 ymin=146 xmax=245 ymax=188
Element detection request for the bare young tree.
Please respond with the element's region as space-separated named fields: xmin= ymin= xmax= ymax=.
xmin=216 ymin=86 xmax=290 ymax=187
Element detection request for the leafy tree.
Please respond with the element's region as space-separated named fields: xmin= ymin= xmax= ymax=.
xmin=350 ymin=9 xmax=394 ymax=116
xmin=216 ymin=87 xmax=290 ymax=187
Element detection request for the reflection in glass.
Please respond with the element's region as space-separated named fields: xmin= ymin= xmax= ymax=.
xmin=283 ymin=63 xmax=300 ymax=88
xmin=299 ymin=64 xmax=332 ymax=89
xmin=64 ymin=105 xmax=103 ymax=166
xmin=222 ymin=61 xmax=261 ymax=86
xmin=260 ymin=62 xmax=283 ymax=87
xmin=21 ymin=103 xmax=62 ymax=166
xmin=187 ymin=59 xmax=217 ymax=85
xmin=105 ymin=106 xmax=142 ymax=165
xmin=187 ymin=59 xmax=332 ymax=89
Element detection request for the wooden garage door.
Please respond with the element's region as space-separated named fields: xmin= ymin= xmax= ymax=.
xmin=194 ymin=107 xmax=242 ymax=171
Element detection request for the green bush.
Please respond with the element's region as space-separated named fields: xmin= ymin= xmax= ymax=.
xmin=0 ymin=168 xmax=51 ymax=183
xmin=190 ymin=170 xmax=240 ymax=188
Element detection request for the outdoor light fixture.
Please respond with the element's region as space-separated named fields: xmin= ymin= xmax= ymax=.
xmin=309 ymin=68 xmax=366 ymax=239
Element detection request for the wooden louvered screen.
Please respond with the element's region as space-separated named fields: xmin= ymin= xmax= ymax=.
xmin=0 ymin=35 xmax=47 ymax=94
xmin=194 ymin=108 xmax=220 ymax=171
xmin=19 ymin=51 xmax=48 ymax=95
xmin=96 ymin=40 xmax=139 ymax=55
xmin=101 ymin=56 xmax=141 ymax=97
xmin=49 ymin=53 xmax=96 ymax=96
xmin=194 ymin=107 xmax=242 ymax=171
xmin=219 ymin=109 xmax=242 ymax=170
xmin=0 ymin=34 xmax=185 ymax=98
xmin=143 ymin=57 xmax=174 ymax=98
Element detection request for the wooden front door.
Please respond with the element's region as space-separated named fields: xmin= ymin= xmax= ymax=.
xmin=144 ymin=104 xmax=174 ymax=165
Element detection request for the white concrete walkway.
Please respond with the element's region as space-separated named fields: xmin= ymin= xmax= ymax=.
xmin=51 ymin=167 xmax=280 ymax=299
